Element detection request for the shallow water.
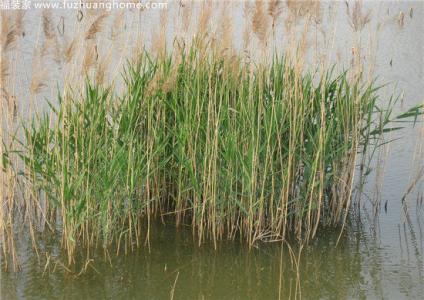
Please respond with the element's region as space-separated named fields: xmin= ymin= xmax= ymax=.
xmin=1 ymin=1 xmax=424 ymax=299
xmin=1 ymin=216 xmax=424 ymax=299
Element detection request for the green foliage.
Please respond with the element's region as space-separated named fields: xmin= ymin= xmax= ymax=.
xmin=14 ymin=48 xmax=423 ymax=258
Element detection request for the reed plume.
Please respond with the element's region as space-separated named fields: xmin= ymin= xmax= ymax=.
xmin=95 ymin=52 xmax=110 ymax=85
xmin=14 ymin=10 xmax=25 ymax=37
xmin=268 ymin=0 xmax=282 ymax=32
xmin=197 ymin=1 xmax=213 ymax=37
xmin=42 ymin=10 xmax=55 ymax=40
xmin=64 ymin=38 xmax=77 ymax=63
xmin=82 ymin=41 xmax=98 ymax=73
xmin=151 ymin=10 xmax=168 ymax=56
xmin=30 ymin=69 xmax=47 ymax=95
xmin=346 ymin=0 xmax=371 ymax=32
xmin=1 ymin=13 xmax=18 ymax=52
xmin=252 ymin=0 xmax=269 ymax=47
xmin=30 ymin=45 xmax=48 ymax=95
xmin=217 ymin=2 xmax=233 ymax=55
xmin=86 ymin=12 xmax=109 ymax=40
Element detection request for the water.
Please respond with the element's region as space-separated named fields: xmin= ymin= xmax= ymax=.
xmin=1 ymin=1 xmax=424 ymax=299
xmin=1 ymin=217 xmax=423 ymax=299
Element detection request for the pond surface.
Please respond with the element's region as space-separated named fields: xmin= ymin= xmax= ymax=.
xmin=1 ymin=1 xmax=424 ymax=299
xmin=1 ymin=216 xmax=424 ymax=299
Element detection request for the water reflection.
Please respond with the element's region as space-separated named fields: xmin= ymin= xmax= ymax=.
xmin=1 ymin=211 xmax=423 ymax=299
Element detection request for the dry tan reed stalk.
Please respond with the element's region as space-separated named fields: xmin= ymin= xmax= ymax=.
xmin=0 ymin=57 xmax=8 ymax=86
xmin=131 ymin=35 xmax=145 ymax=65
xmin=0 ymin=138 xmax=3 ymax=261
xmin=403 ymin=114 xmax=424 ymax=204
xmin=397 ymin=11 xmax=405 ymax=28
xmin=372 ymin=139 xmax=390 ymax=212
xmin=0 ymin=53 xmax=5 ymax=268
xmin=242 ymin=1 xmax=252 ymax=51
xmin=402 ymin=167 xmax=424 ymax=203
xmin=0 ymin=11 xmax=23 ymax=272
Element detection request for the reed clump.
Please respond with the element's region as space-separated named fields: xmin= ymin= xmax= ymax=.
xmin=7 ymin=42 xmax=421 ymax=265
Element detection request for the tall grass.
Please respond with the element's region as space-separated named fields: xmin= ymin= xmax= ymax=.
xmin=8 ymin=44 xmax=421 ymax=264
xmin=1 ymin=11 xmax=22 ymax=271
xmin=1 ymin=3 xmax=423 ymax=270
